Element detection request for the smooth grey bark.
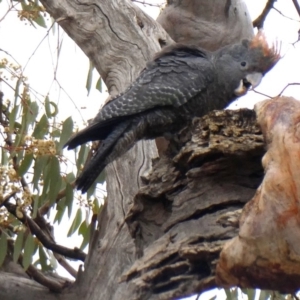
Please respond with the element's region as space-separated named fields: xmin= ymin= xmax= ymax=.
xmin=157 ymin=0 xmax=253 ymax=51
xmin=0 ymin=1 xmax=257 ymax=300
xmin=0 ymin=272 xmax=70 ymax=300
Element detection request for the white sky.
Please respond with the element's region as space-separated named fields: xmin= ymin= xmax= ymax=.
xmin=0 ymin=0 xmax=300 ymax=299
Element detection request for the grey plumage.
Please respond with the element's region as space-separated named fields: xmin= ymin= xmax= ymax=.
xmin=65 ymin=33 xmax=280 ymax=193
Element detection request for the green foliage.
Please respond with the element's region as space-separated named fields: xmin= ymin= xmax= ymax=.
xmin=86 ymin=59 xmax=103 ymax=95
xmin=67 ymin=209 xmax=82 ymax=237
xmin=58 ymin=117 xmax=73 ymax=151
xmin=0 ymin=233 xmax=8 ymax=267
xmin=0 ymin=49 xmax=105 ymax=277
xmin=23 ymin=233 xmax=37 ymax=270
xmin=19 ymin=0 xmax=47 ymax=28
xmin=13 ymin=230 xmax=24 ymax=263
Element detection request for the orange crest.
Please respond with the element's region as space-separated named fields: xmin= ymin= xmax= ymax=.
xmin=250 ymin=30 xmax=281 ymax=64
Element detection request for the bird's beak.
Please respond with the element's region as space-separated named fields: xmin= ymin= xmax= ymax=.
xmin=234 ymin=72 xmax=263 ymax=96
xmin=246 ymin=72 xmax=263 ymax=88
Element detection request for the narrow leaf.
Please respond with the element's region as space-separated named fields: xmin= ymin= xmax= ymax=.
xmin=58 ymin=116 xmax=73 ymax=151
xmin=26 ymin=101 xmax=39 ymax=126
xmin=65 ymin=183 xmax=74 ymax=219
xmin=48 ymin=156 xmax=62 ymax=205
xmin=38 ymin=245 xmax=50 ymax=271
xmin=33 ymin=13 xmax=47 ymax=28
xmin=32 ymin=114 xmax=49 ymax=139
xmin=23 ymin=234 xmax=36 ymax=270
xmin=45 ymin=96 xmax=58 ymax=118
xmin=93 ymin=197 xmax=100 ymax=215
xmin=0 ymin=234 xmax=8 ymax=267
xmin=13 ymin=231 xmax=24 ymax=263
xmin=14 ymin=77 xmax=22 ymax=104
xmin=96 ymin=76 xmax=102 ymax=93
xmin=32 ymin=194 xmax=40 ymax=218
xmin=9 ymin=105 xmax=19 ymax=132
xmin=86 ymin=60 xmax=94 ymax=95
xmin=80 ymin=222 xmax=91 ymax=251
xmin=1 ymin=148 xmax=8 ymax=166
xmin=76 ymin=144 xmax=88 ymax=172
xmin=53 ymin=198 xmax=66 ymax=225
xmin=18 ymin=153 xmax=34 ymax=177
xmin=67 ymin=209 xmax=82 ymax=237
xmin=32 ymin=155 xmax=49 ymax=191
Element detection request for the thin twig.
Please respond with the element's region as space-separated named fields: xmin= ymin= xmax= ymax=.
xmin=292 ymin=0 xmax=300 ymax=17
xmin=253 ymin=0 xmax=277 ymax=29
xmin=273 ymin=7 xmax=300 ymax=22
xmin=252 ymin=89 xmax=273 ymax=99
xmin=132 ymin=0 xmax=163 ymax=7
xmin=0 ymin=2 xmax=18 ymax=23
xmin=23 ymin=22 xmax=55 ymax=72
xmin=278 ymin=82 xmax=300 ymax=96
xmin=53 ymin=253 xmax=78 ymax=278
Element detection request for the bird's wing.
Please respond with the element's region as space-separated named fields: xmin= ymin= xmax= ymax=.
xmin=65 ymin=46 xmax=214 ymax=149
xmin=92 ymin=45 xmax=214 ymax=126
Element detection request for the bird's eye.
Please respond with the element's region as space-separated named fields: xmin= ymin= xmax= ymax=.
xmin=240 ymin=61 xmax=247 ymax=68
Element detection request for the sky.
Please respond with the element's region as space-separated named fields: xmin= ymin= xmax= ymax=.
xmin=0 ymin=0 xmax=300 ymax=299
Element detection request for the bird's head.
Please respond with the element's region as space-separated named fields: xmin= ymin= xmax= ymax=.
xmin=215 ymin=31 xmax=281 ymax=96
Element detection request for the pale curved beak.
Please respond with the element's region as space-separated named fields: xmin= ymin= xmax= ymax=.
xmin=246 ymin=72 xmax=263 ymax=88
xmin=234 ymin=72 xmax=263 ymax=96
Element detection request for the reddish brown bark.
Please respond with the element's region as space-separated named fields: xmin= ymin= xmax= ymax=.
xmin=217 ymin=97 xmax=300 ymax=293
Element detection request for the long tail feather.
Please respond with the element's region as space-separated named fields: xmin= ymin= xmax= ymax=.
xmin=76 ymin=120 xmax=131 ymax=193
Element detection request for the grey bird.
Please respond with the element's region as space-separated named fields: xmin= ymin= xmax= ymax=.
xmin=64 ymin=32 xmax=280 ymax=193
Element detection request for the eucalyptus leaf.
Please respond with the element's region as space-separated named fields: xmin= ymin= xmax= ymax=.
xmin=0 ymin=234 xmax=8 ymax=267
xmin=18 ymin=153 xmax=34 ymax=177
xmin=23 ymin=234 xmax=36 ymax=270
xmin=13 ymin=231 xmax=24 ymax=263
xmin=58 ymin=116 xmax=73 ymax=151
xmin=67 ymin=209 xmax=82 ymax=237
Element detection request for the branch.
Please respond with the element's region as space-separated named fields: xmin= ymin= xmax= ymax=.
xmin=25 ymin=264 xmax=70 ymax=292
xmin=25 ymin=214 xmax=86 ymax=262
xmin=292 ymin=0 xmax=300 ymax=17
xmin=253 ymin=0 xmax=277 ymax=29
xmin=6 ymin=239 xmax=70 ymax=293
xmin=52 ymin=253 xmax=77 ymax=278
xmin=0 ymin=272 xmax=69 ymax=300
xmin=4 ymin=202 xmax=86 ymax=261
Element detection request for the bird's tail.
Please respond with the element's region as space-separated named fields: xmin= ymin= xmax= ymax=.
xmin=76 ymin=120 xmax=131 ymax=193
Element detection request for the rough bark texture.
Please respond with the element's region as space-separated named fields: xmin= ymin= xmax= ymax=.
xmin=1 ymin=1 xmax=285 ymax=300
xmin=121 ymin=109 xmax=264 ymax=299
xmin=217 ymin=97 xmax=300 ymax=293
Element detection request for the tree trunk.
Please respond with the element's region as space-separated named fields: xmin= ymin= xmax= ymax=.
xmin=3 ymin=1 xmax=292 ymax=300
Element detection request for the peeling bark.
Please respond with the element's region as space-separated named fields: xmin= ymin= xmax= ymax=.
xmin=217 ymin=97 xmax=300 ymax=293
xmin=121 ymin=109 xmax=264 ymax=299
